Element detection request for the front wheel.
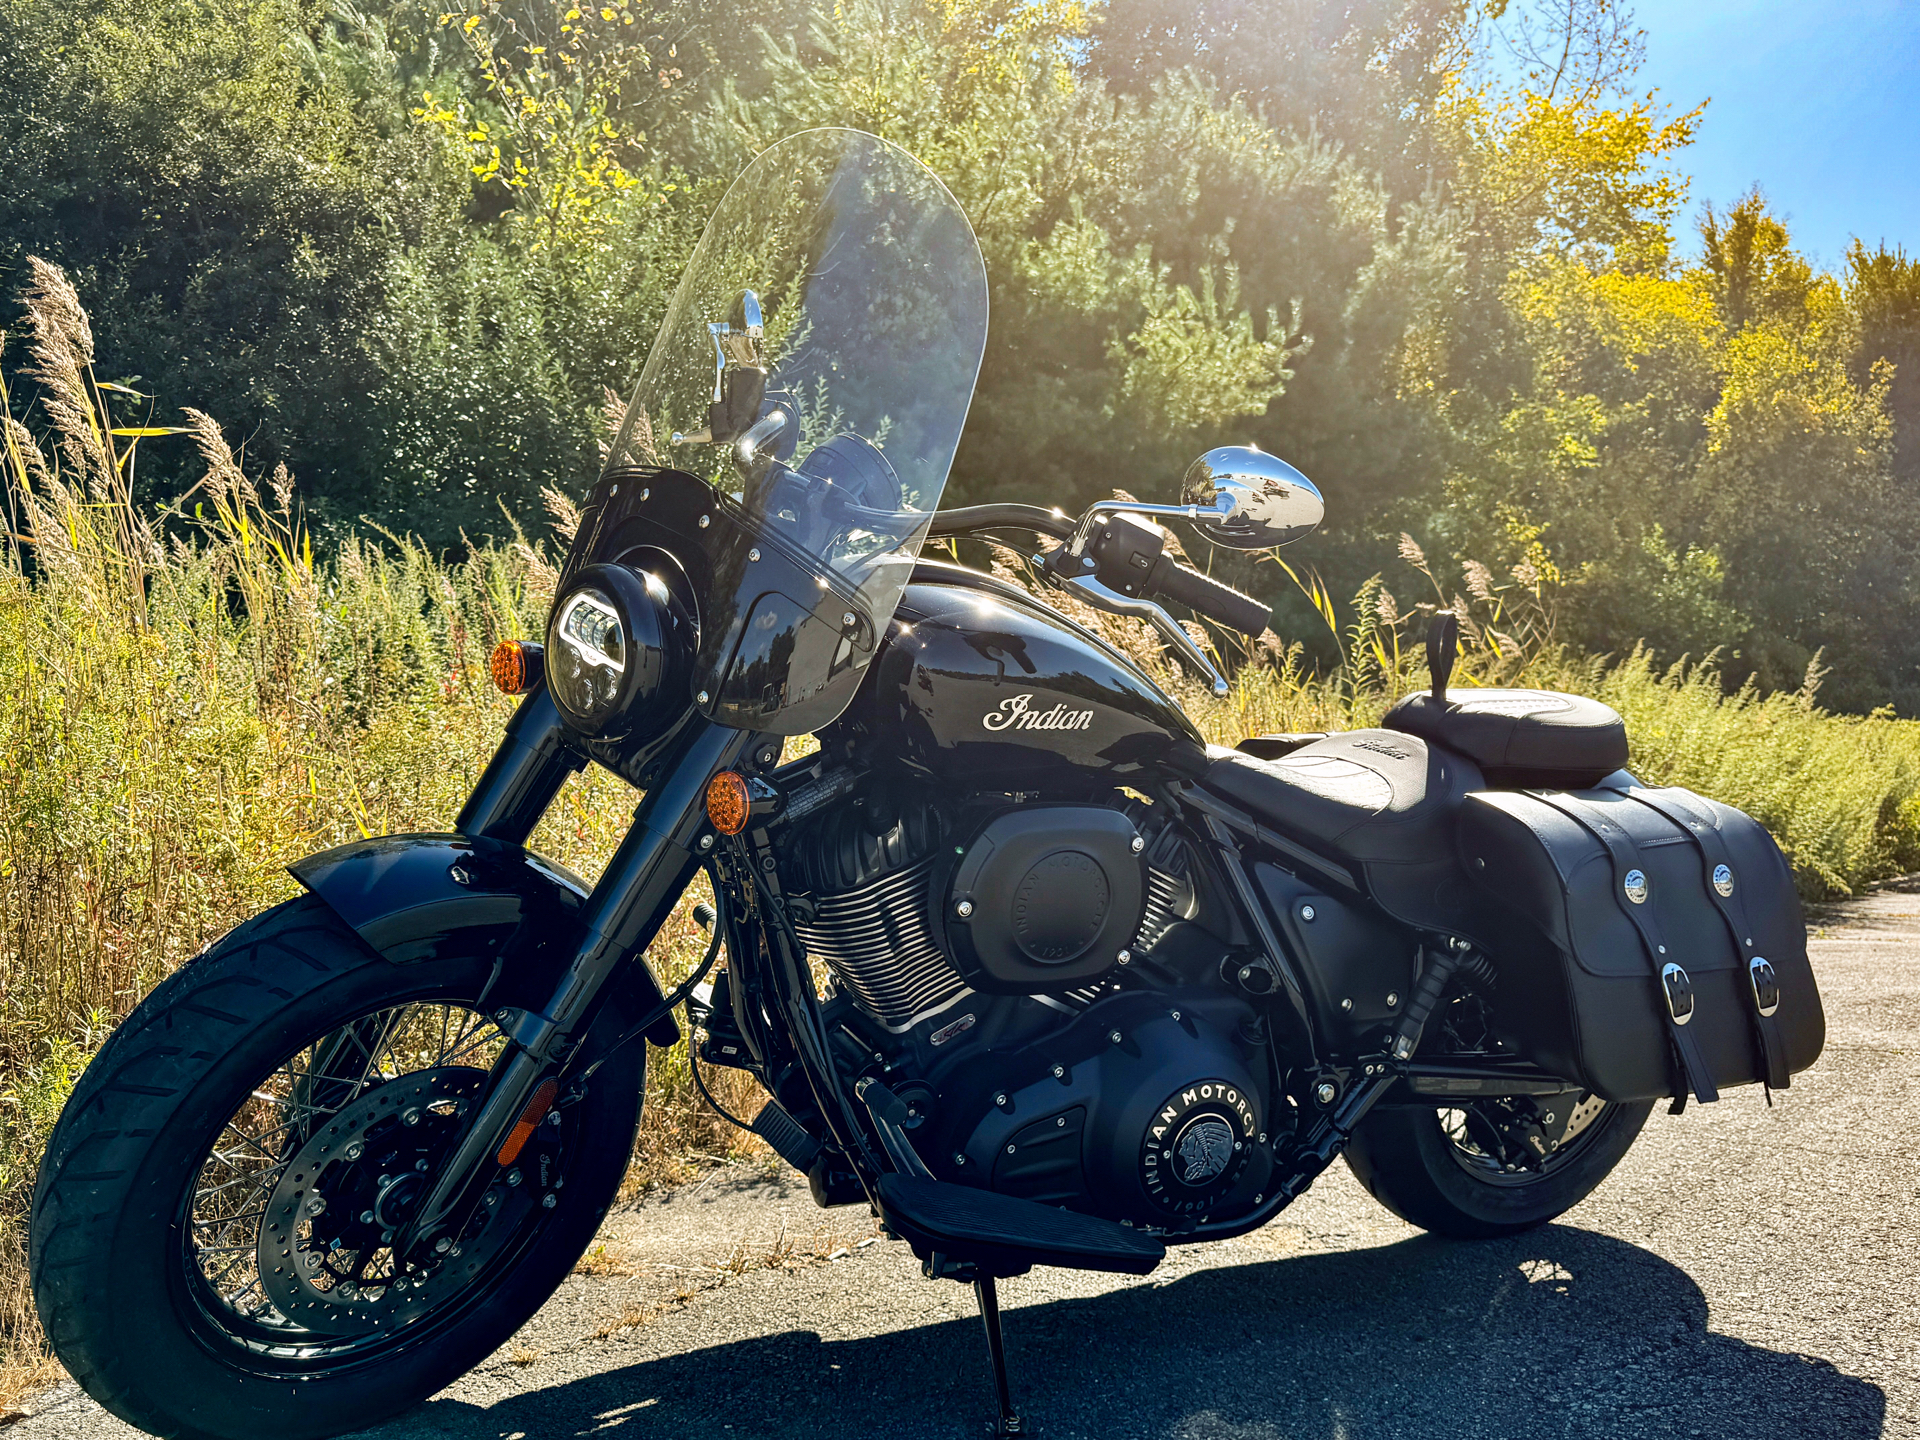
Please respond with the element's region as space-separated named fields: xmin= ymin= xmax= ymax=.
xmin=30 ymin=894 xmax=644 ymax=1439
xmin=1342 ymin=1091 xmax=1653 ymax=1238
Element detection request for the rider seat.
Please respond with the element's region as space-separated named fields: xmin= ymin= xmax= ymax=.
xmin=1203 ymin=728 xmax=1480 ymax=881
xmin=1203 ymin=729 xmax=1484 ymax=936
xmin=1381 ymin=688 xmax=1627 ymax=790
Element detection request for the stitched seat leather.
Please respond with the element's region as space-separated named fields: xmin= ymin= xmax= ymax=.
xmin=1202 ymin=730 xmax=1477 ymax=866
xmin=1382 ymin=688 xmax=1627 ymax=789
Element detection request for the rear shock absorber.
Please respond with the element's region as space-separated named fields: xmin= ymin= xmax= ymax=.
xmin=1388 ymin=938 xmax=1479 ymax=1061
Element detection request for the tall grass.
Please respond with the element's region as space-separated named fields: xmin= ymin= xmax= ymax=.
xmin=0 ymin=263 xmax=767 ymax=1402
xmin=0 ymin=262 xmax=1914 ymax=1405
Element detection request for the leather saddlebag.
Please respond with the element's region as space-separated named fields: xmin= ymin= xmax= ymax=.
xmin=1457 ymin=782 xmax=1824 ymax=1104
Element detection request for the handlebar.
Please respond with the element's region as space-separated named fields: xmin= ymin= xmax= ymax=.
xmin=927 ymin=505 xmax=1270 ymax=637
xmin=926 ymin=504 xmax=1075 ymax=542
xmin=1149 ymin=559 xmax=1271 ymax=637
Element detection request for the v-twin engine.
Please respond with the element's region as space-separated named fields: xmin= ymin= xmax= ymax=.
xmin=782 ymin=780 xmax=1279 ymax=1228
xmin=786 ymin=791 xmax=1192 ymax=1033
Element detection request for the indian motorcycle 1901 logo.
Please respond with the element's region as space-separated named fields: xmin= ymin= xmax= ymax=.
xmin=981 ymin=693 xmax=1095 ymax=733
xmin=1138 ymin=1080 xmax=1260 ymax=1217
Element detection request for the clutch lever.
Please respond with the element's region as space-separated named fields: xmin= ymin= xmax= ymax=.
xmin=1055 ymin=573 xmax=1230 ymax=697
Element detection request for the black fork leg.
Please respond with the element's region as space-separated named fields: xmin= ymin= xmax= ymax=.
xmin=402 ymin=717 xmax=748 ymax=1254
xmin=974 ymin=1275 xmax=1024 ymax=1438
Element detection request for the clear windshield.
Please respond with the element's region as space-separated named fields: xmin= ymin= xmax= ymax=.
xmin=606 ymin=129 xmax=987 ymax=631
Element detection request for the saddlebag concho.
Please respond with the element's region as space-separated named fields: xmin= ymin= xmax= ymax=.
xmin=1458 ymin=783 xmax=1825 ymax=1105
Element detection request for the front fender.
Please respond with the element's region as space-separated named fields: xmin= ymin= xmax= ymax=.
xmin=290 ymin=832 xmax=589 ymax=966
xmin=289 ymin=833 xmax=681 ymax=1048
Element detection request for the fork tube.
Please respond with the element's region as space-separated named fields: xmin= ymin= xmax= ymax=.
xmin=408 ymin=719 xmax=750 ymax=1250
xmin=542 ymin=721 xmax=751 ymax=1032
xmin=456 ymin=689 xmax=583 ymax=844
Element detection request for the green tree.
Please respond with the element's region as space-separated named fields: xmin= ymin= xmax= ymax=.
xmin=1700 ymin=191 xmax=1816 ymax=332
xmin=1845 ymin=240 xmax=1918 ymax=484
xmin=1 ymin=0 xmax=1912 ymax=710
xmin=1093 ymin=0 xmax=1476 ymax=202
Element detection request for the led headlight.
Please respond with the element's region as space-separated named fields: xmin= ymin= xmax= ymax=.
xmin=552 ymin=587 xmax=625 ymax=720
xmin=544 ymin=562 xmax=687 ymax=739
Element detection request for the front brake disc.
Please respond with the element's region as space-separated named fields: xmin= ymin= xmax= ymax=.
xmin=255 ymin=1066 xmax=538 ymax=1335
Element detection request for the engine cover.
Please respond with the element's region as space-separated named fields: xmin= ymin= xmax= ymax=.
xmin=944 ymin=806 xmax=1147 ymax=993
xmin=1138 ymin=1076 xmax=1262 ymax=1218
xmin=936 ymin=991 xmax=1274 ymax=1227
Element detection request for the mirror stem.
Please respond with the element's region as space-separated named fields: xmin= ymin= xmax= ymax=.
xmin=736 ymin=408 xmax=789 ymax=468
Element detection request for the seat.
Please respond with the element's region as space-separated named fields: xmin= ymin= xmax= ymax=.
xmin=1381 ymin=688 xmax=1627 ymax=790
xmin=1202 ymin=730 xmax=1479 ymax=868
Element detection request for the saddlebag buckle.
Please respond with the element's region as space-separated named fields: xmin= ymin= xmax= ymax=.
xmin=1660 ymin=963 xmax=1695 ymax=1025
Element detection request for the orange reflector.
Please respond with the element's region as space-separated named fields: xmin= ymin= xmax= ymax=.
xmin=496 ymin=1077 xmax=560 ymax=1167
xmin=489 ymin=639 xmax=543 ymax=695
xmin=706 ymin=771 xmax=751 ymax=835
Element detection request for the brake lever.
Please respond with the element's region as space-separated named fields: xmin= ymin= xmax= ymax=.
xmin=1057 ymin=573 xmax=1230 ymax=697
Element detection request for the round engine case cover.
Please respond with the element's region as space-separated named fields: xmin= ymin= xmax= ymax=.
xmin=944 ymin=806 xmax=1147 ymax=993
xmin=1138 ymin=1077 xmax=1261 ymax=1219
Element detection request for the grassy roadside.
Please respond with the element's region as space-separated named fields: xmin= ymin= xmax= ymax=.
xmin=0 ymin=262 xmax=1914 ymax=1408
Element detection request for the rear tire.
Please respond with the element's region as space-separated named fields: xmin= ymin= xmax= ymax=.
xmin=30 ymin=894 xmax=644 ymax=1439
xmin=1342 ymin=1096 xmax=1652 ymax=1238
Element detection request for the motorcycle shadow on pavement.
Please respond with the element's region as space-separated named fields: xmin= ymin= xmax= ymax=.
xmin=393 ymin=1224 xmax=1885 ymax=1439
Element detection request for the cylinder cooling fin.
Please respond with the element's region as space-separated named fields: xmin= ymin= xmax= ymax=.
xmin=796 ymin=856 xmax=968 ymax=1031
xmin=786 ymin=794 xmax=967 ymax=1033
xmin=786 ymin=782 xmax=1196 ymax=1034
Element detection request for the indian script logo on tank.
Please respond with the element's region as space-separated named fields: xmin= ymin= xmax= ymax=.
xmin=982 ymin=693 xmax=1095 ymax=733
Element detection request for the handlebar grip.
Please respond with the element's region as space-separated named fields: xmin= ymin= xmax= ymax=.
xmin=1152 ymin=560 xmax=1271 ymax=637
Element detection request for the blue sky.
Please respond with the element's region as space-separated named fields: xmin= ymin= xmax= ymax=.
xmin=1626 ymin=0 xmax=1918 ymax=270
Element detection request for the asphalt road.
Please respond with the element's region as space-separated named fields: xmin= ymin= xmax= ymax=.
xmin=13 ymin=886 xmax=1916 ymax=1439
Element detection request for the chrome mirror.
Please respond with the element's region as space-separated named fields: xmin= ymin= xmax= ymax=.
xmin=1178 ymin=446 xmax=1323 ymax=549
xmin=674 ymin=289 xmax=768 ymax=445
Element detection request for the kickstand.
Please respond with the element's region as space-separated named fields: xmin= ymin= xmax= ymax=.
xmin=973 ymin=1275 xmax=1024 ymax=1437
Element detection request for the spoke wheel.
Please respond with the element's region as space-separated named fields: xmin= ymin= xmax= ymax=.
xmin=31 ymin=896 xmax=643 ymax=1438
xmin=182 ymin=1002 xmax=536 ymax=1358
xmin=1435 ymin=1090 xmax=1613 ymax=1188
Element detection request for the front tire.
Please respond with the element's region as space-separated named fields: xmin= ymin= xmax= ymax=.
xmin=1342 ymin=1094 xmax=1653 ymax=1238
xmin=30 ymin=894 xmax=643 ymax=1439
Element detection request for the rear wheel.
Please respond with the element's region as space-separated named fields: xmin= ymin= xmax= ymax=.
xmin=30 ymin=894 xmax=644 ymax=1439
xmin=1343 ymin=1090 xmax=1652 ymax=1238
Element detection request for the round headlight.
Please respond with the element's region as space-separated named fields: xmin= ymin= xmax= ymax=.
xmin=552 ymin=586 xmax=625 ymax=720
xmin=544 ymin=563 xmax=686 ymax=739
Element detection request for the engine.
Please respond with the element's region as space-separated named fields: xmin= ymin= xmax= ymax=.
xmin=782 ymin=777 xmax=1280 ymax=1228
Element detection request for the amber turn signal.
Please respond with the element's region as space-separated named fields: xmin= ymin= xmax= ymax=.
xmin=496 ymin=1076 xmax=560 ymax=1167
xmin=705 ymin=771 xmax=751 ymax=835
xmin=490 ymin=639 xmax=544 ymax=695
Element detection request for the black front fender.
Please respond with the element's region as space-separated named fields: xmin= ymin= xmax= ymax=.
xmin=291 ymin=832 xmax=588 ymax=965
xmin=289 ymin=833 xmax=680 ymax=1047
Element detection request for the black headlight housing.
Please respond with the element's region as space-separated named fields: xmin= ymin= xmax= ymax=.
xmin=544 ymin=562 xmax=690 ymax=741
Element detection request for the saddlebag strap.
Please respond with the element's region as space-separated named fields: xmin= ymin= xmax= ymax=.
xmin=1608 ymin=785 xmax=1791 ymax=1092
xmin=1529 ymin=792 xmax=1719 ymax=1109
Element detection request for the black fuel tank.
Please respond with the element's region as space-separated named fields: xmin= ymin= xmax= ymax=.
xmin=844 ymin=567 xmax=1207 ymax=790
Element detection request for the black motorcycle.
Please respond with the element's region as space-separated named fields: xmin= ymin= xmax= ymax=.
xmin=30 ymin=129 xmax=1825 ymax=1439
